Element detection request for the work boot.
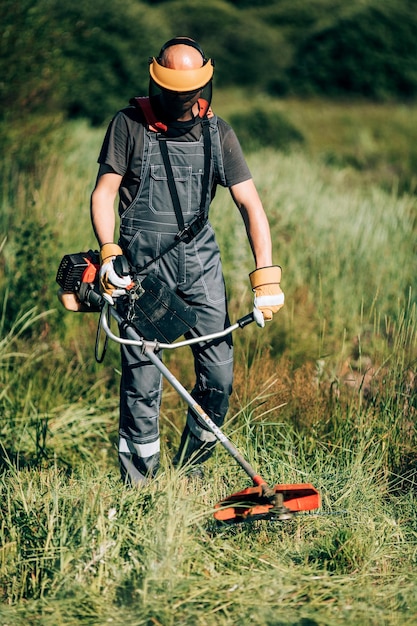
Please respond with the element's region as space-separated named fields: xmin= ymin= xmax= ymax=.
xmin=185 ymin=465 xmax=204 ymax=480
xmin=173 ymin=424 xmax=216 ymax=470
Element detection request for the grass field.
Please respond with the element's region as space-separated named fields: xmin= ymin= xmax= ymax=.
xmin=1 ymin=96 xmax=417 ymax=625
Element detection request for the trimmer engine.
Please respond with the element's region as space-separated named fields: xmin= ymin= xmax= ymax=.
xmin=56 ymin=250 xmax=102 ymax=311
xmin=56 ymin=250 xmax=199 ymax=342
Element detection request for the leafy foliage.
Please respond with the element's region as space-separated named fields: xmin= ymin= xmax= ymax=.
xmin=159 ymin=0 xmax=290 ymax=92
xmin=228 ymin=107 xmax=304 ymax=152
xmin=0 ymin=0 xmax=68 ymax=117
xmin=4 ymin=218 xmax=59 ymax=336
xmin=287 ymin=0 xmax=417 ymax=98
xmin=2 ymin=0 xmax=417 ymax=134
xmin=52 ymin=1 xmax=169 ymax=125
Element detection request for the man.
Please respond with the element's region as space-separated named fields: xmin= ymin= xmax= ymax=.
xmin=90 ymin=37 xmax=284 ymax=485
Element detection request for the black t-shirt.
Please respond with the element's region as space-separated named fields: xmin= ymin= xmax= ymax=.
xmin=98 ymin=104 xmax=252 ymax=212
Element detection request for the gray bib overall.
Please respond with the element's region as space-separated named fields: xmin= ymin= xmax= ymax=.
xmin=117 ymin=116 xmax=234 ymax=485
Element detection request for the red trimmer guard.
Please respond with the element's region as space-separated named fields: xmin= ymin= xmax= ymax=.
xmin=214 ymin=483 xmax=320 ymax=524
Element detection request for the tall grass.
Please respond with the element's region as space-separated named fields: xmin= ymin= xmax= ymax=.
xmin=212 ymin=146 xmax=417 ymax=367
xmin=1 ymin=100 xmax=417 ymax=624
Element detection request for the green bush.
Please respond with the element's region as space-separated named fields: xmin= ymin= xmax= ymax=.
xmin=228 ymin=107 xmax=304 ymax=152
xmin=287 ymin=0 xmax=417 ymax=99
xmin=0 ymin=0 xmax=69 ymax=117
xmin=0 ymin=0 xmax=169 ymax=128
xmin=53 ymin=1 xmax=170 ymax=125
xmin=5 ymin=219 xmax=59 ymax=336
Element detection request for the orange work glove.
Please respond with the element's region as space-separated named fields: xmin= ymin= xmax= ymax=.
xmin=249 ymin=265 xmax=285 ymax=327
xmin=99 ymin=243 xmax=133 ymax=302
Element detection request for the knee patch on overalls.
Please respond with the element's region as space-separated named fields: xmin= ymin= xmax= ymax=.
xmin=186 ymin=386 xmax=230 ymax=443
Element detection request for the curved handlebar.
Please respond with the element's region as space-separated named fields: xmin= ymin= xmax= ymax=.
xmin=100 ymin=303 xmax=254 ymax=351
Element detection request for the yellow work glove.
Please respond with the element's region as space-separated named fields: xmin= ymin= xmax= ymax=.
xmin=249 ymin=265 xmax=285 ymax=327
xmin=99 ymin=243 xmax=132 ymax=302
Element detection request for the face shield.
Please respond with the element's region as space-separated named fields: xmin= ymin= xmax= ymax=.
xmin=148 ymin=38 xmax=214 ymax=121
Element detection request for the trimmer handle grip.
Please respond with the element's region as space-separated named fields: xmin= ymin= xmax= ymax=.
xmin=237 ymin=313 xmax=255 ymax=328
xmin=113 ymin=255 xmax=131 ymax=277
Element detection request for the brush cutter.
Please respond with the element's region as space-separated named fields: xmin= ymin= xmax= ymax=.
xmin=56 ymin=250 xmax=320 ymax=524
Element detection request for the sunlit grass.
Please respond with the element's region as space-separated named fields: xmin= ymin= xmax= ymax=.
xmin=1 ymin=98 xmax=417 ymax=623
xmin=1 ymin=415 xmax=417 ymax=625
xmin=216 ymin=90 xmax=417 ymax=194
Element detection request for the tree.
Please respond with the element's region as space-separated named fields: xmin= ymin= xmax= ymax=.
xmin=0 ymin=0 xmax=68 ymax=118
xmin=288 ymin=1 xmax=417 ymax=99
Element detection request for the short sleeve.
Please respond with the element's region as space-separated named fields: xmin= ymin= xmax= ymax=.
xmin=217 ymin=118 xmax=252 ymax=187
xmin=98 ymin=110 xmax=135 ymax=176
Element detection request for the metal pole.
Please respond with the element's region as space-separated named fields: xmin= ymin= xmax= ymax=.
xmin=107 ymin=306 xmax=264 ymax=485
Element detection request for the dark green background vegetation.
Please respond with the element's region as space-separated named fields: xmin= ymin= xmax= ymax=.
xmin=2 ymin=0 xmax=417 ymax=128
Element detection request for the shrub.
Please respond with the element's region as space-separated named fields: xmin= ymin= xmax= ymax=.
xmin=228 ymin=107 xmax=304 ymax=152
xmin=53 ymin=1 xmax=170 ymax=125
xmin=5 ymin=218 xmax=59 ymax=336
xmin=0 ymin=0 xmax=69 ymax=117
xmin=288 ymin=0 xmax=417 ymax=99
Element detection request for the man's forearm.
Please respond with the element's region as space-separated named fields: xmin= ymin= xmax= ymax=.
xmin=230 ymin=179 xmax=273 ymax=268
xmin=90 ymin=172 xmax=122 ymax=247
xmin=244 ymin=207 xmax=273 ymax=268
xmin=90 ymin=200 xmax=116 ymax=247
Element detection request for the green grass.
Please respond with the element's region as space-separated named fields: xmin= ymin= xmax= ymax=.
xmin=1 ymin=407 xmax=417 ymax=625
xmin=1 ymin=97 xmax=417 ymax=624
xmin=216 ymin=90 xmax=417 ymax=194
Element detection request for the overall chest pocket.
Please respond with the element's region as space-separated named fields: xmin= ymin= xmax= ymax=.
xmin=149 ymin=164 xmax=198 ymax=216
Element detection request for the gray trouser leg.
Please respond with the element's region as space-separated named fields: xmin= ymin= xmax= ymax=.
xmin=118 ymin=337 xmax=162 ymax=486
xmin=168 ymin=228 xmax=234 ymax=467
xmin=118 ymin=304 xmax=233 ymax=480
xmin=173 ymin=298 xmax=234 ymax=468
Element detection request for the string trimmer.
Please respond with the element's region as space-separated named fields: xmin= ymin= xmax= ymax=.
xmin=56 ymin=250 xmax=320 ymax=524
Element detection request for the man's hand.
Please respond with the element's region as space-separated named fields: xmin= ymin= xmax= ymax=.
xmin=249 ymin=266 xmax=285 ymax=327
xmin=99 ymin=243 xmax=133 ymax=301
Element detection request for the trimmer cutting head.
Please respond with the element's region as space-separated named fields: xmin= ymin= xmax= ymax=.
xmin=214 ymin=483 xmax=320 ymax=524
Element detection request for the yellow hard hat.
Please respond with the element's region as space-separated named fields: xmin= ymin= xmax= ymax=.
xmin=149 ymin=37 xmax=214 ymax=93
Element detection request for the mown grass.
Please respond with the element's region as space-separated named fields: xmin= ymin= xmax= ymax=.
xmin=1 ymin=97 xmax=417 ymax=624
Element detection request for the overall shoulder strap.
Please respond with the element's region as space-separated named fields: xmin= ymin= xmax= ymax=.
xmin=130 ymin=96 xmax=168 ymax=133
xmin=157 ymin=118 xmax=212 ymax=235
xmin=133 ymin=118 xmax=213 ymax=274
xmin=207 ymin=115 xmax=226 ymax=187
xmin=199 ymin=119 xmax=212 ymax=214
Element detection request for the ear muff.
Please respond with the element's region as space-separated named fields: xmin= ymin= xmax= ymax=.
xmin=149 ymin=37 xmax=214 ymax=93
